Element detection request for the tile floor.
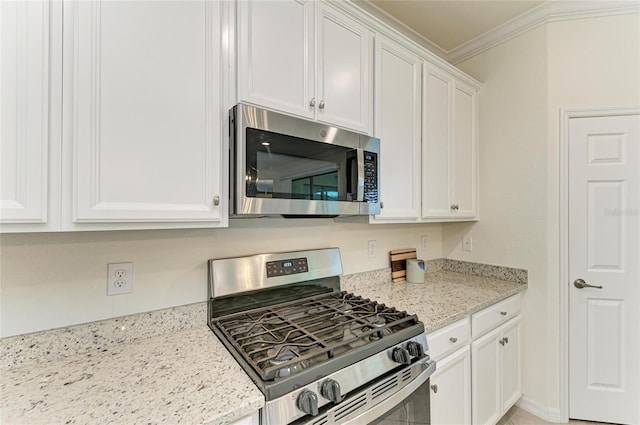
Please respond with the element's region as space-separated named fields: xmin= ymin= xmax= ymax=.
xmin=498 ymin=406 xmax=613 ymax=425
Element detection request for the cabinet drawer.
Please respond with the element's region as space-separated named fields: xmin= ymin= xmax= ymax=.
xmin=472 ymin=294 xmax=521 ymax=339
xmin=426 ymin=318 xmax=470 ymax=361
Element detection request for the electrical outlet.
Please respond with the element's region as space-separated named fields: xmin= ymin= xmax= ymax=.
xmin=107 ymin=262 xmax=133 ymax=295
xmin=462 ymin=236 xmax=473 ymax=252
xmin=421 ymin=235 xmax=428 ymax=251
xmin=368 ymin=240 xmax=377 ymax=258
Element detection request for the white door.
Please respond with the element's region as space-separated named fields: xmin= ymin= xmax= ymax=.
xmin=423 ymin=65 xmax=452 ymax=218
xmin=471 ymin=326 xmax=502 ymax=425
xmin=430 ymin=346 xmax=471 ymax=425
xmin=316 ymin=3 xmax=372 ymax=134
xmin=237 ymin=0 xmax=314 ymax=120
xmin=65 ymin=0 xmax=223 ymax=223
xmin=500 ymin=317 xmax=521 ymax=413
xmin=372 ymin=35 xmax=422 ymax=221
xmin=1 ymin=0 xmax=50 ymax=224
xmin=451 ymin=82 xmax=477 ymax=219
xmin=569 ymin=113 xmax=640 ymax=424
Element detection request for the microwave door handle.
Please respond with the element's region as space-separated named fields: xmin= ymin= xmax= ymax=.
xmin=356 ymin=148 xmax=365 ymax=202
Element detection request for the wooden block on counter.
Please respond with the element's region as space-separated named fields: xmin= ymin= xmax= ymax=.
xmin=389 ymin=248 xmax=417 ymax=282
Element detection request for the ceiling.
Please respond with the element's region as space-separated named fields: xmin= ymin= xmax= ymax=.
xmin=368 ymin=0 xmax=545 ymax=52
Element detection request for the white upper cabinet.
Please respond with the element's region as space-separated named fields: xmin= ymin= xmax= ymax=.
xmin=237 ymin=0 xmax=373 ymax=134
xmin=452 ymin=82 xmax=478 ymax=218
xmin=371 ymin=35 xmax=422 ymax=221
xmin=0 ymin=1 xmax=50 ymax=225
xmin=63 ymin=0 xmax=224 ymax=225
xmin=237 ymin=0 xmax=314 ymax=120
xmin=423 ymin=63 xmax=478 ymax=220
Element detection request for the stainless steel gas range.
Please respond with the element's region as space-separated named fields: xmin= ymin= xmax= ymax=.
xmin=207 ymin=248 xmax=435 ymax=425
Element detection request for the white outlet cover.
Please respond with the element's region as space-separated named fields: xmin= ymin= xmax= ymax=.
xmin=107 ymin=262 xmax=133 ymax=295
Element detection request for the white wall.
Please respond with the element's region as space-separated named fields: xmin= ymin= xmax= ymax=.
xmin=446 ymin=12 xmax=640 ymax=419
xmin=0 ymin=219 xmax=443 ymax=337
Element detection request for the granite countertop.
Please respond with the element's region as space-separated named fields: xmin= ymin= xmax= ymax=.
xmin=0 ymin=259 xmax=526 ymax=425
xmin=0 ymin=318 xmax=264 ymax=425
xmin=353 ymin=269 xmax=526 ymax=333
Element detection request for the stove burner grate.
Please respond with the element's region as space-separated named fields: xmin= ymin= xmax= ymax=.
xmin=213 ymin=291 xmax=419 ymax=381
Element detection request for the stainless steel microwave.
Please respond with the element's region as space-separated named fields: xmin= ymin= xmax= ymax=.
xmin=230 ymin=104 xmax=380 ymax=217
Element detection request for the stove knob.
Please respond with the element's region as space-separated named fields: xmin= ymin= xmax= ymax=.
xmin=321 ymin=379 xmax=344 ymax=403
xmin=407 ymin=341 xmax=425 ymax=358
xmin=297 ymin=390 xmax=319 ymax=416
xmin=392 ymin=346 xmax=411 ymax=365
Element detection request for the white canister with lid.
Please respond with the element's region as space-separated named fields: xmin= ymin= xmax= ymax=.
xmin=406 ymin=259 xmax=425 ymax=283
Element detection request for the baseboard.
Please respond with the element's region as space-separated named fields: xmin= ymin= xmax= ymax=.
xmin=517 ymin=396 xmax=565 ymax=423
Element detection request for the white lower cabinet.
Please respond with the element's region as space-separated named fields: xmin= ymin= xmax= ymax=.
xmin=430 ymin=345 xmax=472 ymax=425
xmin=427 ymin=317 xmax=472 ymax=424
xmin=426 ymin=294 xmax=522 ymax=425
xmin=471 ymin=315 xmax=522 ymax=425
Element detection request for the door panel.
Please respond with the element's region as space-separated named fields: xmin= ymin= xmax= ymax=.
xmin=66 ymin=0 xmax=222 ymax=222
xmin=501 ymin=317 xmax=521 ymax=413
xmin=569 ymin=113 xmax=640 ymax=424
xmin=430 ymin=346 xmax=471 ymax=425
xmin=316 ymin=4 xmax=371 ymax=134
xmin=472 ymin=327 xmax=501 ymax=425
xmin=423 ymin=67 xmax=452 ymax=218
xmin=452 ymin=83 xmax=477 ymax=218
xmin=372 ymin=36 xmax=422 ymax=221
xmin=237 ymin=0 xmax=314 ymax=119
xmin=0 ymin=1 xmax=49 ymax=223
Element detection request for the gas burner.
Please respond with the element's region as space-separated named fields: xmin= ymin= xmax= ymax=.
xmin=364 ymin=315 xmax=387 ymax=327
xmin=267 ymin=345 xmax=300 ymax=365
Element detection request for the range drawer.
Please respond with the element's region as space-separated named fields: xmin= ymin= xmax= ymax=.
xmin=471 ymin=293 xmax=521 ymax=339
xmin=426 ymin=318 xmax=470 ymax=361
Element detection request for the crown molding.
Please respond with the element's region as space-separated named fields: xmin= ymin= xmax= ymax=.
xmin=448 ymin=1 xmax=640 ymax=65
xmin=353 ymin=0 xmax=449 ymax=59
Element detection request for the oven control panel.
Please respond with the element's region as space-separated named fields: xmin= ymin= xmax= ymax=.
xmin=266 ymin=257 xmax=309 ymax=278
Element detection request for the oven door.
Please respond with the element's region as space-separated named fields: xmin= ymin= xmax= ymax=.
xmin=343 ymin=365 xmax=433 ymax=425
xmin=296 ymin=357 xmax=435 ymax=425
xmin=365 ymin=378 xmax=431 ymax=425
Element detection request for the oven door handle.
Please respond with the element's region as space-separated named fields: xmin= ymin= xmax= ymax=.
xmin=340 ymin=358 xmax=436 ymax=425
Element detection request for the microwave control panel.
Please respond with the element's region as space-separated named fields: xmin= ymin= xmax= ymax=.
xmin=364 ymin=151 xmax=378 ymax=203
xmin=266 ymin=257 xmax=309 ymax=278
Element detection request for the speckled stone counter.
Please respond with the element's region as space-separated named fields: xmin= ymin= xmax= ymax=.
xmin=0 ymin=323 xmax=263 ymax=425
xmin=348 ymin=268 xmax=527 ymax=334
xmin=1 ymin=259 xmax=525 ymax=425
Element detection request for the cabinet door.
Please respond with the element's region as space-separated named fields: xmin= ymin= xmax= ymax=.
xmin=452 ymin=81 xmax=478 ymax=218
xmin=1 ymin=1 xmax=49 ymax=224
xmin=237 ymin=0 xmax=314 ymax=120
xmin=472 ymin=326 xmax=502 ymax=425
xmin=372 ymin=36 xmax=422 ymax=221
xmin=501 ymin=317 xmax=522 ymax=413
xmin=430 ymin=346 xmax=472 ymax=425
xmin=65 ymin=0 xmax=223 ymax=223
xmin=422 ymin=65 xmax=452 ymax=218
xmin=316 ymin=3 xmax=372 ymax=134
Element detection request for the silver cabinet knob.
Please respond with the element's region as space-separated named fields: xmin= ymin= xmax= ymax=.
xmin=449 ymin=337 xmax=458 ymax=343
xmin=213 ymin=196 xmax=220 ymax=206
xmin=319 ymin=100 xmax=325 ymax=109
xmin=431 ymin=384 xmax=438 ymax=393
xmin=310 ymin=98 xmax=316 ymax=107
xmin=574 ymin=278 xmax=603 ymax=289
